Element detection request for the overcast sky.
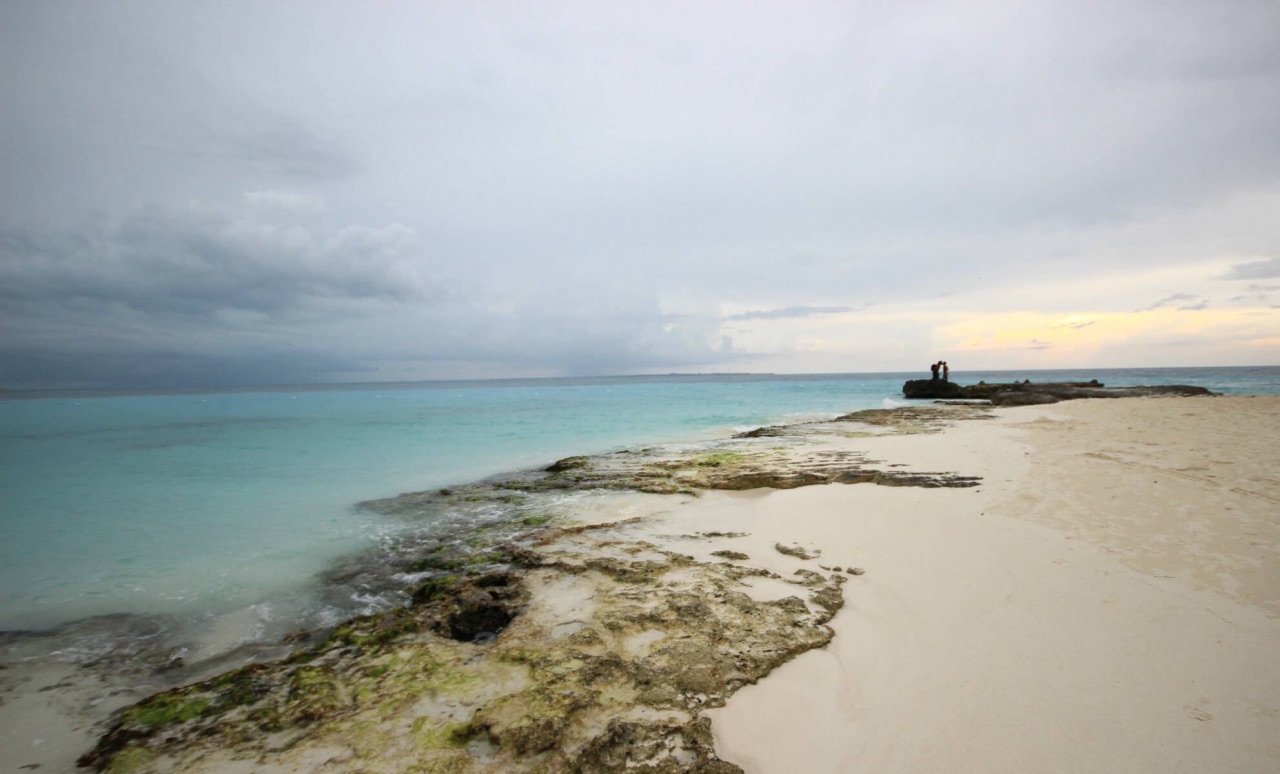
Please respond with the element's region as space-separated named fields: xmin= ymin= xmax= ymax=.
xmin=2 ymin=1 xmax=1278 ymax=388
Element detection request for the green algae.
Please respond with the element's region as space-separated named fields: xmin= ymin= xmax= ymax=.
xmin=122 ymin=694 xmax=212 ymax=729
xmin=83 ymin=537 xmax=845 ymax=773
xmin=322 ymin=608 xmax=424 ymax=651
xmin=104 ymin=747 xmax=158 ymax=773
xmin=691 ymin=451 xmax=747 ymax=467
xmin=412 ymin=576 xmax=461 ymax=604
xmin=207 ymin=662 xmax=275 ymax=706
xmin=412 ymin=718 xmax=477 ymax=749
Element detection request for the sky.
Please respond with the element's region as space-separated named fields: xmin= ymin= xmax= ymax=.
xmin=2 ymin=1 xmax=1278 ymax=388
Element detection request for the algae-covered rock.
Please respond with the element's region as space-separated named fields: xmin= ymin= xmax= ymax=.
xmin=84 ymin=521 xmax=846 ymax=773
xmin=84 ymin=403 xmax=999 ymax=773
xmin=79 ymin=573 xmax=529 ymax=771
xmin=546 ymin=455 xmax=591 ymax=473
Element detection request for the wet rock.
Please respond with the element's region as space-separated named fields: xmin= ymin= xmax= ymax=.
xmin=903 ymin=379 xmax=1215 ymax=405
xmin=546 ymin=456 xmax=590 ymax=473
xmin=900 ymin=379 xmax=966 ymax=399
xmin=78 ymin=573 xmax=530 ymax=771
xmin=78 ymin=728 xmax=151 ymax=770
xmin=711 ymin=550 xmax=749 ymax=561
xmin=445 ymin=590 xmax=514 ymax=642
xmin=733 ymin=425 xmax=790 ymax=438
xmin=83 ymin=524 xmax=844 ymax=774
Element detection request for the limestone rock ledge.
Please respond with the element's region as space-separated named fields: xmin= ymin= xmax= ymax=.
xmin=902 ymin=379 xmax=1215 ymax=405
xmin=78 ymin=405 xmax=993 ymax=774
xmin=79 ymin=525 xmax=845 ymax=774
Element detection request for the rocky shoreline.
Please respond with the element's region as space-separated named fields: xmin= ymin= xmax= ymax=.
xmin=901 ymin=379 xmax=1215 ymax=405
xmin=76 ymin=405 xmax=995 ymax=773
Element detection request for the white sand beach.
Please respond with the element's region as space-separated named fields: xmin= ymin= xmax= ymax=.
xmin=707 ymin=396 xmax=1280 ymax=772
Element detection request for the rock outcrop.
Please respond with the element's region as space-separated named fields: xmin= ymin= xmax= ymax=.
xmin=902 ymin=379 xmax=1215 ymax=405
xmin=78 ymin=404 xmax=999 ymax=774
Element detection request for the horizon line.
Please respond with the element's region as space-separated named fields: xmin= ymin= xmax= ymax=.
xmin=3 ymin=364 xmax=1276 ymax=400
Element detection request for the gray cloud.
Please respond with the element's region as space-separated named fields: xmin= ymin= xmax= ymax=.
xmin=1138 ymin=293 xmax=1209 ymax=312
xmin=0 ymin=197 xmax=430 ymax=319
xmin=1223 ymin=257 xmax=1280 ymax=280
xmin=0 ymin=193 xmax=735 ymax=388
xmin=2 ymin=1 xmax=1279 ymax=385
xmin=178 ymin=119 xmax=357 ymax=181
xmin=724 ymin=306 xmax=854 ymax=322
xmin=0 ymin=346 xmax=373 ymax=391
xmin=1228 ymin=283 xmax=1278 ymax=304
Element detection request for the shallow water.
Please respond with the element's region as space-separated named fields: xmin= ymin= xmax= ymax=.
xmin=1 ymin=367 xmax=1276 ymax=648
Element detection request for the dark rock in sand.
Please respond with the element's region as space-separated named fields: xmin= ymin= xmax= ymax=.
xmin=733 ymin=425 xmax=791 ymax=438
xmin=900 ymin=379 xmax=967 ymax=399
xmin=775 ymin=543 xmax=818 ymax=560
xmin=902 ymin=378 xmax=1214 ymax=405
xmin=545 ymin=455 xmax=590 ymax=473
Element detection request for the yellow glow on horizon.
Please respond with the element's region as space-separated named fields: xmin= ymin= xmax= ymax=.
xmin=940 ymin=307 xmax=1280 ymax=359
xmin=716 ymin=298 xmax=1278 ymax=371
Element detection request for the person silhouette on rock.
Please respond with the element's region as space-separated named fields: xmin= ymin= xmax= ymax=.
xmin=942 ymin=362 xmax=949 ymax=382
xmin=930 ymin=362 xmax=940 ymax=380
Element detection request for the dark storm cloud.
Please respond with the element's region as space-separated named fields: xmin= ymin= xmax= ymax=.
xmin=0 ymin=346 xmax=372 ymax=391
xmin=0 ymin=197 xmax=440 ymax=388
xmin=0 ymin=195 xmax=735 ymax=388
xmin=0 ymin=198 xmax=428 ymax=318
xmin=724 ymin=306 xmax=854 ymax=322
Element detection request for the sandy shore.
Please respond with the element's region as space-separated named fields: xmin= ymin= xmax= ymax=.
xmin=709 ymin=396 xmax=1280 ymax=772
xmin=17 ymin=396 xmax=1279 ymax=772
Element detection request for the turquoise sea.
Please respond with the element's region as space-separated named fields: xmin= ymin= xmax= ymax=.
xmin=2 ymin=367 xmax=1277 ymax=652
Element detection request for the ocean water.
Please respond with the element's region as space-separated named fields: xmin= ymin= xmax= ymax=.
xmin=2 ymin=367 xmax=1277 ymax=644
